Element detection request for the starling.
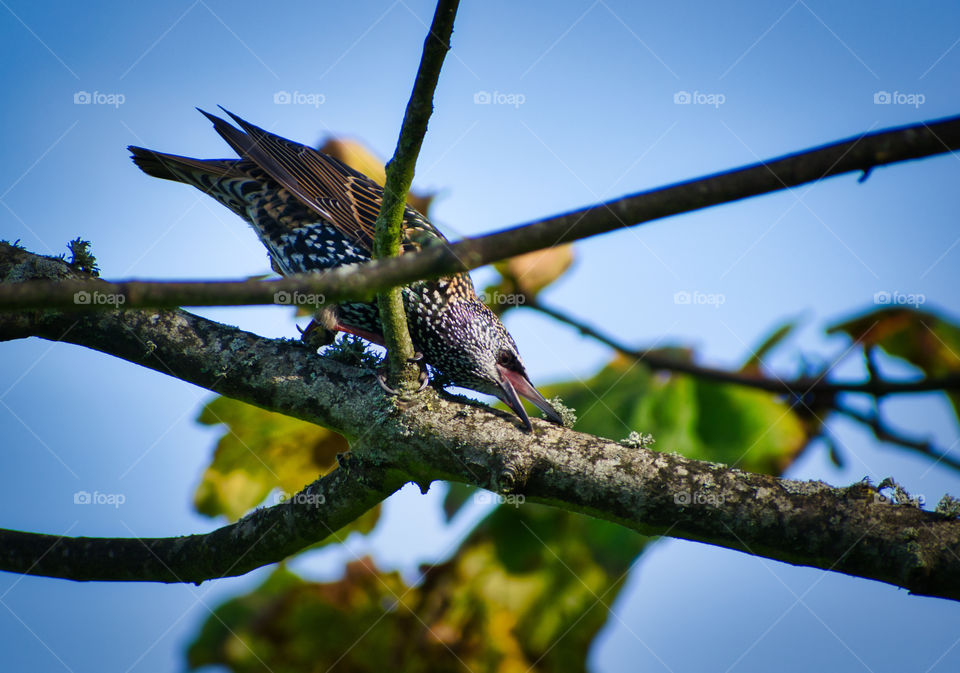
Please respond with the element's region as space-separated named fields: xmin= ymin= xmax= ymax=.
xmin=129 ymin=108 xmax=562 ymax=430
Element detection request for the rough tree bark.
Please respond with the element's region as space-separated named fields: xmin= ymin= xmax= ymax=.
xmin=2 ymin=243 xmax=959 ymax=601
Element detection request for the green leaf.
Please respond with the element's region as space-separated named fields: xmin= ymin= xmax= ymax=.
xmin=741 ymin=318 xmax=799 ymax=374
xmin=442 ymin=482 xmax=476 ymax=521
xmin=541 ymin=353 xmax=809 ymax=473
xmin=188 ymin=503 xmax=649 ymax=673
xmin=827 ymin=307 xmax=960 ymax=421
xmin=195 ymin=396 xmax=349 ymax=521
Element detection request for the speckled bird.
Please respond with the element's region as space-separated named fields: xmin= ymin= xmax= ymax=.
xmin=129 ymin=108 xmax=562 ymax=430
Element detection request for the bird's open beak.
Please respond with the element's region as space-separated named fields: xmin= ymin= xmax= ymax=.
xmin=496 ymin=364 xmax=564 ymax=430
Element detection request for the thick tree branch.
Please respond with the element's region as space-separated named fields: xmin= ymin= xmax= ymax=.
xmin=3 ymin=246 xmax=960 ymax=600
xmin=373 ymin=0 xmax=459 ymax=385
xmin=2 ymin=115 xmax=959 ymax=312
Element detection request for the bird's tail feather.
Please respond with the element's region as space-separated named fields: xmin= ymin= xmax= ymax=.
xmin=128 ymin=146 xmax=238 ymax=184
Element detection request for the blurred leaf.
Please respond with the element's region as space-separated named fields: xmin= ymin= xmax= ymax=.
xmin=195 ymin=396 xmax=349 ymax=521
xmin=442 ymin=482 xmax=477 ymax=522
xmin=485 ymin=246 xmax=574 ymax=315
xmin=318 ymin=137 xmax=434 ymax=215
xmin=741 ymin=319 xmax=798 ymax=375
xmin=827 ymin=307 xmax=960 ymax=420
xmin=542 ymin=353 xmax=810 ymax=474
xmin=188 ymin=503 xmax=648 ymax=673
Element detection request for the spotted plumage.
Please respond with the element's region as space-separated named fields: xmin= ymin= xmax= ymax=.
xmin=129 ymin=108 xmax=562 ymax=429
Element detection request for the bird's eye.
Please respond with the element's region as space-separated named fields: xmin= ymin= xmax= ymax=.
xmin=497 ymin=350 xmax=518 ymax=369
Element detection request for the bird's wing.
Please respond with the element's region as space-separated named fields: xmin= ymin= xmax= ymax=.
xmin=199 ymin=108 xmax=445 ymax=253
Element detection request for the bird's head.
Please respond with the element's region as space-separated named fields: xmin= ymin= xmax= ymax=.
xmin=426 ymin=298 xmax=563 ymax=430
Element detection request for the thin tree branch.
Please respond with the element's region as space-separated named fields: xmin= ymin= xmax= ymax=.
xmin=0 ymin=458 xmax=399 ymax=583
xmin=526 ymin=299 xmax=960 ymax=396
xmin=836 ymin=405 xmax=960 ymax=474
xmin=2 ymin=115 xmax=960 ymax=312
xmin=373 ymin=0 xmax=460 ymax=386
xmin=3 ymin=245 xmax=960 ymax=600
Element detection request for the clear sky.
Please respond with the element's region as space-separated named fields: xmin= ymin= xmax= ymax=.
xmin=1 ymin=0 xmax=959 ymax=671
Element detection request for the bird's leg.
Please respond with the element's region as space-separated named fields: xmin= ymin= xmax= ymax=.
xmin=376 ymin=352 xmax=430 ymax=395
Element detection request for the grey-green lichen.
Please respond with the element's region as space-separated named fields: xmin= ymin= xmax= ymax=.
xmin=619 ymin=431 xmax=655 ymax=449
xmin=322 ymin=334 xmax=382 ymax=369
xmin=544 ymin=396 xmax=577 ymax=427
xmin=936 ymin=494 xmax=960 ymax=518
xmin=67 ymin=238 xmax=99 ymax=276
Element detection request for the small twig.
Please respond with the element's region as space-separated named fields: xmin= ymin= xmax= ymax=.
xmin=373 ymin=0 xmax=460 ymax=388
xmin=835 ymin=405 xmax=960 ymax=475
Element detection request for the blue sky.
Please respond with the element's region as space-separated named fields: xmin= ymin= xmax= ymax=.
xmin=1 ymin=0 xmax=959 ymax=671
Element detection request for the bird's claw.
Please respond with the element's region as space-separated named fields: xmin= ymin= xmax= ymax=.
xmin=376 ymin=352 xmax=430 ymax=396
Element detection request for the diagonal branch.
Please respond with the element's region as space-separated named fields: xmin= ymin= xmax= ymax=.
xmin=836 ymin=404 xmax=960 ymax=474
xmin=2 ymin=114 xmax=960 ymax=312
xmin=373 ymin=0 xmax=460 ymax=386
xmin=526 ymin=299 xmax=960 ymax=397
xmin=3 ymin=244 xmax=960 ymax=601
